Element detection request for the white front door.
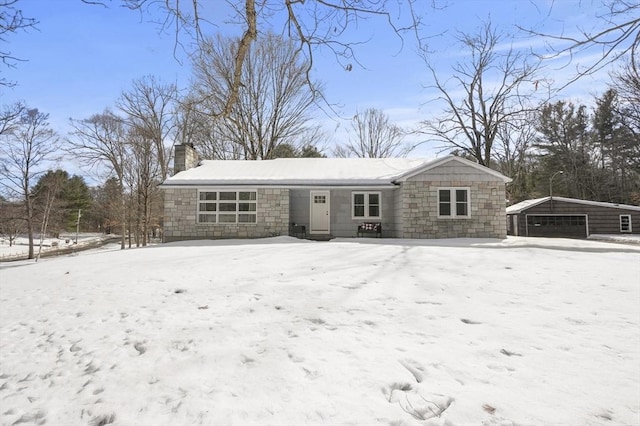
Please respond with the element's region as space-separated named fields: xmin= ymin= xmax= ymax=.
xmin=310 ymin=190 xmax=330 ymax=234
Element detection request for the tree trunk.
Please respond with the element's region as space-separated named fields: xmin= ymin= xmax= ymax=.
xmin=142 ymin=192 xmax=149 ymax=247
xmin=25 ymin=196 xmax=34 ymax=260
xmin=120 ymin=180 xmax=126 ymax=250
xmin=136 ymin=187 xmax=141 ymax=247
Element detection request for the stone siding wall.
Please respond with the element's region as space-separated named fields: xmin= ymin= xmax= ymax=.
xmin=163 ymin=187 xmax=289 ymax=242
xmin=400 ymin=180 xmax=507 ymax=239
xmin=392 ymin=187 xmax=403 ymax=238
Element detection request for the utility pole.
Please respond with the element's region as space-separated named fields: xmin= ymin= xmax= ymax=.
xmin=549 ymin=170 xmax=563 ymax=211
xmin=75 ymin=209 xmax=82 ymax=244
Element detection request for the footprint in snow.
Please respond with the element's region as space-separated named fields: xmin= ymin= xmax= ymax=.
xmin=302 ymin=367 xmax=319 ymax=380
xmin=399 ymin=359 xmax=426 ymax=383
xmin=288 ymin=353 xmax=304 ymax=363
xmin=10 ymin=409 xmax=47 ymax=425
xmin=240 ymin=355 xmax=255 ymax=365
xmin=134 ymin=342 xmax=146 ymax=355
xmin=90 ymin=413 xmax=116 ymax=426
xmin=500 ymin=348 xmax=522 ymax=357
xmin=382 ymin=382 xmax=413 ymax=403
xmin=384 ymin=381 xmax=454 ymax=421
xmin=403 ymin=393 xmax=453 ymax=420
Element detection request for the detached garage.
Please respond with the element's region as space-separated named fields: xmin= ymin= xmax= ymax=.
xmin=507 ymin=196 xmax=640 ymax=238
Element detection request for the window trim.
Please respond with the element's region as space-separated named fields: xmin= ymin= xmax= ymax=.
xmin=620 ymin=214 xmax=632 ymax=233
xmin=351 ymin=191 xmax=382 ymax=220
xmin=197 ymin=189 xmax=258 ymax=225
xmin=437 ymin=187 xmax=471 ymax=218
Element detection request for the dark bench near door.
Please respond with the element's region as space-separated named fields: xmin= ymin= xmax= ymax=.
xmin=357 ymin=222 xmax=382 ymax=238
xmin=290 ymin=223 xmax=307 ymax=238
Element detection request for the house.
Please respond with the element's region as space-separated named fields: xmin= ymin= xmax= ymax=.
xmin=506 ymin=196 xmax=640 ymax=238
xmin=160 ymin=144 xmax=512 ymax=242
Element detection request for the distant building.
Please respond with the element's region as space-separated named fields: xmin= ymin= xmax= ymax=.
xmin=507 ymin=196 xmax=640 ymax=238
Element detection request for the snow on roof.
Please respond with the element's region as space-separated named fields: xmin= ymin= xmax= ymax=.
xmin=507 ymin=196 xmax=640 ymax=214
xmin=162 ymin=156 xmax=512 ymax=187
xmin=506 ymin=197 xmax=549 ymax=214
xmin=163 ymin=157 xmax=434 ymax=186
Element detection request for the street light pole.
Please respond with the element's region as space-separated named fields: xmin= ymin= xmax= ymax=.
xmin=549 ymin=170 xmax=563 ymax=210
xmin=549 ymin=170 xmax=564 ymax=199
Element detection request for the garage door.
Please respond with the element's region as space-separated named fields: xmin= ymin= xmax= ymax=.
xmin=526 ymin=215 xmax=588 ymax=238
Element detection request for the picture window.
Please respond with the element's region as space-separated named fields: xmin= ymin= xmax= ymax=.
xmin=198 ymin=190 xmax=257 ymax=224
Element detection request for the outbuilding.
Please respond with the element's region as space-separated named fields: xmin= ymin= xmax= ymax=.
xmin=506 ymin=196 xmax=640 ymax=238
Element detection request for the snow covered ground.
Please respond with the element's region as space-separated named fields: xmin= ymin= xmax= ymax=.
xmin=1 ymin=236 xmax=639 ymax=425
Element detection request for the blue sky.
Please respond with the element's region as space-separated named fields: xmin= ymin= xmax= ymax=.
xmin=1 ymin=0 xmax=624 ymax=160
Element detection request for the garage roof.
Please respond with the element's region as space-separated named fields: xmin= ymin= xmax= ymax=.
xmin=507 ymin=196 xmax=640 ymax=214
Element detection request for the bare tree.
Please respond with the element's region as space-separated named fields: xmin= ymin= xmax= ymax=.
xmin=604 ymin=64 xmax=640 ymax=203
xmin=126 ymin=127 xmax=160 ymax=247
xmin=0 ymin=106 xmax=59 ymax=259
xmin=0 ymin=0 xmax=38 ymax=88
xmin=190 ymin=32 xmax=323 ymax=160
xmin=420 ymin=21 xmax=542 ymax=168
xmin=494 ymin=113 xmax=538 ymax=203
xmin=68 ymin=110 xmax=130 ymax=249
xmin=91 ymin=177 xmax=122 ymax=236
xmin=117 ymin=76 xmax=177 ymax=181
xmin=34 ymin=170 xmax=66 ymax=261
xmin=84 ymin=0 xmax=425 ymax=114
xmin=334 ymin=108 xmax=411 ymax=158
xmin=173 ymin=97 xmax=244 ymax=160
xmin=611 ymin=59 xmax=640 ymax=140
xmin=522 ymin=0 xmax=639 ymax=86
xmin=0 ymin=198 xmax=25 ymax=247
xmin=0 ymin=101 xmax=24 ymax=135
xmin=612 ymin=62 xmax=640 ymax=202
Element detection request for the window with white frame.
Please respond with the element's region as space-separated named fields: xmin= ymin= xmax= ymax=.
xmin=620 ymin=214 xmax=632 ymax=233
xmin=438 ymin=188 xmax=470 ymax=218
xmin=352 ymin=192 xmax=381 ymax=219
xmin=197 ymin=190 xmax=257 ymax=224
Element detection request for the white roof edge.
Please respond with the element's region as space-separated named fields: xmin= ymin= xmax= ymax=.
xmin=160 ymin=185 xmax=399 ymax=190
xmin=507 ymin=196 xmax=640 ymax=213
xmin=395 ymin=155 xmax=512 ymax=183
xmin=160 ymin=180 xmax=400 ymax=188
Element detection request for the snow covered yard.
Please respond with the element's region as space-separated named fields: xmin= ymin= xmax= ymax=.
xmin=0 ymin=237 xmax=639 ymax=425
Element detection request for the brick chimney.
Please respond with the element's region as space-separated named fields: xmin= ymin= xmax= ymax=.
xmin=173 ymin=143 xmax=199 ymax=175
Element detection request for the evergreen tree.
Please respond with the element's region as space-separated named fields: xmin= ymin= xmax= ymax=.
xmin=300 ymin=144 xmax=326 ymax=158
xmin=535 ymin=101 xmax=595 ymax=199
xmin=32 ymin=170 xmax=94 ymax=236
xmin=592 ymin=89 xmax=637 ymax=203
